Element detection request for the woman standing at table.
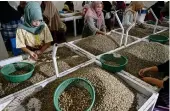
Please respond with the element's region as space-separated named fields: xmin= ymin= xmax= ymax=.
xmin=0 ymin=1 xmax=23 ymax=51
xmin=122 ymin=1 xmax=144 ymax=27
xmin=82 ymin=1 xmax=106 ymax=38
xmin=16 ymin=2 xmax=53 ymax=60
xmin=41 ymin=1 xmax=66 ymax=44
xmin=161 ymin=1 xmax=169 ymax=17
xmin=17 ymin=1 xmax=27 ymax=16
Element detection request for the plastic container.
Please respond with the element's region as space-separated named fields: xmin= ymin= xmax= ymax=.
xmin=146 ymin=20 xmax=155 ymax=25
xmin=137 ymin=8 xmax=147 ymax=23
xmin=53 ymin=78 xmax=95 ymax=111
xmin=59 ymin=11 xmax=64 ymax=14
xmin=10 ymin=38 xmax=23 ymax=56
xmin=148 ymin=35 xmax=169 ymax=44
xmin=100 ymin=54 xmax=128 ymax=72
xmin=0 ymin=62 xmax=34 ymax=83
xmin=165 ymin=16 xmax=169 ymax=19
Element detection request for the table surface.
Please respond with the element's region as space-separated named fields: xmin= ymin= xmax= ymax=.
xmin=60 ymin=15 xmax=82 ymax=21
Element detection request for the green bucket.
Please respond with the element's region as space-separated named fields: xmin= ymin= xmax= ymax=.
xmin=0 ymin=62 xmax=34 ymax=83
xmin=53 ymin=78 xmax=95 ymax=111
xmin=146 ymin=20 xmax=155 ymax=25
xmin=165 ymin=16 xmax=169 ymax=19
xmin=149 ymin=35 xmax=169 ymax=44
xmin=100 ymin=54 xmax=128 ymax=73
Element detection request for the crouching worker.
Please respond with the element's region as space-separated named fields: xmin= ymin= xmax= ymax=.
xmin=82 ymin=1 xmax=106 ymax=38
xmin=139 ymin=61 xmax=169 ymax=108
xmin=16 ymin=2 xmax=53 ymax=60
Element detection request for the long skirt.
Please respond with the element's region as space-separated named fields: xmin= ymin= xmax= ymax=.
xmin=51 ymin=30 xmax=66 ymax=44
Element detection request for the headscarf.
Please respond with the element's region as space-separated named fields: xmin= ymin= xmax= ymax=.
xmin=65 ymin=1 xmax=74 ymax=12
xmin=161 ymin=1 xmax=169 ymax=16
xmin=19 ymin=2 xmax=45 ymax=35
xmin=102 ymin=1 xmax=112 ymax=12
xmin=129 ymin=1 xmax=144 ymax=11
xmin=84 ymin=1 xmax=104 ymax=29
xmin=0 ymin=2 xmax=21 ymax=23
xmin=116 ymin=1 xmax=126 ymax=11
xmin=17 ymin=1 xmax=27 ymax=16
xmin=42 ymin=1 xmax=62 ymax=31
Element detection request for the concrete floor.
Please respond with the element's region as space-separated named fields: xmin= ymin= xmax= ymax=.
xmin=66 ymin=34 xmax=82 ymax=42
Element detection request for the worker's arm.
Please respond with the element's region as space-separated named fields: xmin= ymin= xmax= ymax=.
xmin=139 ymin=61 xmax=169 ymax=88
xmin=101 ymin=14 xmax=107 ymax=34
xmin=21 ymin=47 xmax=38 ymax=60
xmin=36 ymin=24 xmax=53 ymax=55
xmin=36 ymin=42 xmax=51 ymax=55
xmin=139 ymin=61 xmax=169 ymax=77
xmin=139 ymin=66 xmax=158 ymax=77
xmin=16 ymin=29 xmax=38 ymax=60
xmin=86 ymin=16 xmax=106 ymax=35
xmin=142 ymin=77 xmax=164 ymax=88
xmin=144 ymin=66 xmax=159 ymax=72
xmin=96 ymin=30 xmax=106 ymax=35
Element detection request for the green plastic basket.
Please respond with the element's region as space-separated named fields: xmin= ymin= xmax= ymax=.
xmin=100 ymin=54 xmax=128 ymax=72
xmin=149 ymin=35 xmax=169 ymax=44
xmin=165 ymin=16 xmax=169 ymax=19
xmin=146 ymin=20 xmax=155 ymax=25
xmin=53 ymin=78 xmax=95 ymax=111
xmin=0 ymin=62 xmax=34 ymax=83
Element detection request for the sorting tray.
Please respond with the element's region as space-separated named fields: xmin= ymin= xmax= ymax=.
xmin=2 ymin=61 xmax=158 ymax=111
xmin=68 ymin=31 xmax=139 ymax=57
xmin=114 ymin=23 xmax=167 ymax=39
xmin=0 ymin=43 xmax=93 ymax=104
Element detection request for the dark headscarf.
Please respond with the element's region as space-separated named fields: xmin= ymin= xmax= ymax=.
xmin=116 ymin=1 xmax=126 ymax=11
xmin=65 ymin=1 xmax=74 ymax=11
xmin=17 ymin=1 xmax=27 ymax=16
xmin=151 ymin=1 xmax=165 ymax=19
xmin=102 ymin=1 xmax=112 ymax=12
xmin=161 ymin=2 xmax=169 ymax=17
xmin=0 ymin=1 xmax=21 ymax=23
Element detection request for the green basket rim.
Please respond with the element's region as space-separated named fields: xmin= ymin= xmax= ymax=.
xmin=100 ymin=54 xmax=128 ymax=68
xmin=53 ymin=77 xmax=95 ymax=111
xmin=0 ymin=62 xmax=35 ymax=78
xmin=146 ymin=20 xmax=155 ymax=24
xmin=165 ymin=16 xmax=169 ymax=19
xmin=148 ymin=35 xmax=169 ymax=42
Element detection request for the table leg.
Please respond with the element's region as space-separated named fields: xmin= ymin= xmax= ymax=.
xmin=73 ymin=18 xmax=77 ymax=37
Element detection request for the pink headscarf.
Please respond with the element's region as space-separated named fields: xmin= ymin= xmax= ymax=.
xmin=84 ymin=1 xmax=104 ymax=29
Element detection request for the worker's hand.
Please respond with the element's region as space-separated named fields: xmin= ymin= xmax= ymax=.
xmin=29 ymin=51 xmax=38 ymax=60
xmin=35 ymin=50 xmax=42 ymax=55
xmin=100 ymin=31 xmax=106 ymax=35
xmin=138 ymin=68 xmax=149 ymax=77
xmin=103 ymin=33 xmax=106 ymax=35
xmin=96 ymin=32 xmax=106 ymax=36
